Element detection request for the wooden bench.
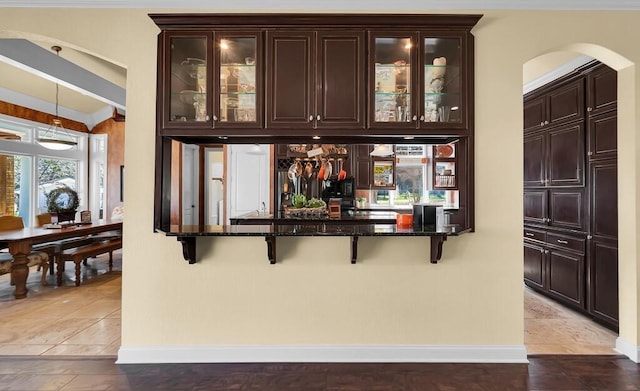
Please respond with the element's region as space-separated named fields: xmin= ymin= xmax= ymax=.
xmin=56 ymin=239 xmax=122 ymax=286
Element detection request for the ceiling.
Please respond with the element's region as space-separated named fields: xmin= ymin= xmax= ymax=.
xmin=0 ymin=1 xmax=630 ymax=130
xmin=0 ymin=39 xmax=126 ymax=130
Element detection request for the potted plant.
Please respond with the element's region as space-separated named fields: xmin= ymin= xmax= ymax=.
xmin=46 ymin=185 xmax=80 ymax=223
xmin=356 ymin=197 xmax=366 ymax=209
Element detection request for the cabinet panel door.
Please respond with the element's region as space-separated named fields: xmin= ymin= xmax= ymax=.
xmin=548 ymin=248 xmax=585 ymax=308
xmin=523 ymin=95 xmax=546 ymax=133
xmin=549 ymin=188 xmax=585 ymax=230
xmin=266 ymin=31 xmax=314 ymax=129
xmin=524 ymin=190 xmax=547 ymax=224
xmin=524 ymin=131 xmax=546 ymax=187
xmin=524 ymin=242 xmax=545 ymax=290
xmin=587 ymin=113 xmax=617 ymax=161
xmin=163 ymin=32 xmax=213 ymax=129
xmin=215 ymin=32 xmax=262 ymax=128
xmin=369 ymin=32 xmax=418 ymax=130
xmin=316 ymin=31 xmax=365 ymax=129
xmin=354 ymin=145 xmax=372 ymax=189
xmin=547 ymin=122 xmax=585 ymax=186
xmin=590 ymin=160 xmax=618 ymax=240
xmin=587 ymin=64 xmax=617 ymax=116
xmin=547 ymin=79 xmax=584 ymax=126
xmin=588 ymin=239 xmax=619 ymax=327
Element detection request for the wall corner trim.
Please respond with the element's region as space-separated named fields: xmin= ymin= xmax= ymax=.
xmin=615 ymin=337 xmax=640 ymax=363
xmin=116 ymin=344 xmax=528 ymax=364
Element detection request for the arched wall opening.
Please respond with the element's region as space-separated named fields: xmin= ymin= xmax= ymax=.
xmin=523 ymin=43 xmax=637 ymax=360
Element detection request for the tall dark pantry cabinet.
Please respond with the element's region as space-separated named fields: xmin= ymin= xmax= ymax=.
xmin=523 ymin=61 xmax=618 ymax=330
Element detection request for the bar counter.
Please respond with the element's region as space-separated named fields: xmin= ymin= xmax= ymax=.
xmin=164 ymin=222 xmax=469 ymax=265
xmin=229 ymin=210 xmax=404 ymax=225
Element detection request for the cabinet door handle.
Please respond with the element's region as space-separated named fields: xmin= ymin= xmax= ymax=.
xmin=205 ymin=115 xmax=210 ymax=121
xmin=544 ymin=120 xmax=549 ymax=125
xmin=540 ymin=248 xmax=544 ymax=253
xmin=309 ymin=115 xmax=314 ymax=121
xmin=587 ymin=235 xmax=593 ymax=240
xmin=544 ymin=250 xmax=550 ymax=254
xmin=545 ymin=218 xmax=551 ymax=223
xmin=556 ymin=239 xmax=568 ymax=244
xmin=420 ymin=115 xmax=425 ymax=122
xmin=587 ymin=107 xmax=593 ymax=112
xmin=588 ymin=151 xmax=593 ymax=156
xmin=212 ymin=115 xmax=218 ymax=121
xmin=540 ymin=121 xmax=545 ymax=126
xmin=413 ymin=115 xmax=418 ymax=121
xmin=525 ymin=232 xmax=535 ymax=237
xmin=316 ymin=115 xmax=321 ymax=121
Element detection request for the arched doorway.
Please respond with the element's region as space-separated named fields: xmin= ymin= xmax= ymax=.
xmin=522 ymin=44 xmax=636 ymax=360
xmin=0 ymin=31 xmax=126 ymax=355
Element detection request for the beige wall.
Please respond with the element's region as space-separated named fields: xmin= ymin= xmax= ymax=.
xmin=1 ymin=9 xmax=638 ymax=354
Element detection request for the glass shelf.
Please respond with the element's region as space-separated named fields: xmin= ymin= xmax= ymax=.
xmin=375 ymin=64 xmax=410 ymax=69
xmin=221 ymin=64 xmax=256 ymax=68
xmin=375 ymin=92 xmax=412 ymax=96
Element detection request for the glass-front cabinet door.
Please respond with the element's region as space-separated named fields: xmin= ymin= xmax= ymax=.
xmin=214 ymin=32 xmax=262 ymax=129
xmin=421 ymin=34 xmax=464 ymax=128
xmin=369 ymin=31 xmax=467 ymax=132
xmin=369 ymin=33 xmax=418 ymax=130
xmin=164 ymin=32 xmax=212 ymax=128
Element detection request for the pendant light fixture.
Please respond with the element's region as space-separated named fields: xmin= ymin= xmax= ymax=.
xmin=369 ymin=144 xmax=394 ymax=157
xmin=36 ymin=46 xmax=78 ymax=151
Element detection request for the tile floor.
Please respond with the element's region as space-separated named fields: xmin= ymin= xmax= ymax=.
xmin=0 ymin=251 xmax=121 ymax=356
xmin=524 ymin=286 xmax=618 ymax=354
xmin=0 ymin=252 xmax=618 ymax=356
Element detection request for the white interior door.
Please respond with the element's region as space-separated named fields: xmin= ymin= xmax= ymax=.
xmin=182 ymin=144 xmax=199 ymax=226
xmin=226 ymin=144 xmax=270 ymax=223
xmin=205 ymin=148 xmax=223 ymax=225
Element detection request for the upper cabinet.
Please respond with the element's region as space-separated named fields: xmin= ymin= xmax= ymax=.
xmin=369 ymin=32 xmax=467 ymax=132
xmin=585 ymin=63 xmax=617 ymax=116
xmin=523 ymin=78 xmax=584 ymax=134
xmin=216 ymin=32 xmax=263 ymax=129
xmin=161 ymin=30 xmax=263 ymax=135
xmin=163 ymin=32 xmax=212 ymax=129
xmin=152 ymin=14 xmax=480 ymax=142
xmin=266 ymin=31 xmax=365 ymax=130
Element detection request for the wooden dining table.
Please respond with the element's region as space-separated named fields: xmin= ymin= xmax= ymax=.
xmin=0 ymin=220 xmax=122 ymax=299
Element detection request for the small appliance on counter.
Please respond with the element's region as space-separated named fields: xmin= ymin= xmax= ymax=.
xmin=322 ymin=177 xmax=355 ymax=211
xmin=413 ymin=203 xmax=444 ymax=229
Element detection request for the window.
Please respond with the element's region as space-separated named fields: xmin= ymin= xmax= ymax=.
xmin=0 ymin=115 xmax=87 ymax=226
xmin=369 ymin=144 xmax=459 ymax=208
xmin=37 ymin=157 xmax=78 ymax=214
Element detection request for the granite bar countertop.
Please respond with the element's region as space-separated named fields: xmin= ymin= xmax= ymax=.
xmin=229 ymin=210 xmax=400 ymax=225
xmin=165 ymin=223 xmax=468 ymax=237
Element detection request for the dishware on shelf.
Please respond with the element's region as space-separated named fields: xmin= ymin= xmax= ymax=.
xmin=244 ymin=57 xmax=255 ymax=65
xmin=435 ymin=144 xmax=454 ymax=158
xmin=438 ymin=106 xmax=451 ymax=122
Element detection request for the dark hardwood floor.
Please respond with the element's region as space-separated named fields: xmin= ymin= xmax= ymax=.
xmin=0 ymin=355 xmax=637 ymax=390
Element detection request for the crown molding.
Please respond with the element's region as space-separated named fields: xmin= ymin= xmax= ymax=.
xmin=1 ymin=0 xmax=640 ymax=10
xmin=523 ymin=55 xmax=594 ymax=94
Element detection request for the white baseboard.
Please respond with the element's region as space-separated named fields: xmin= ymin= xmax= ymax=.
xmin=116 ymin=344 xmax=528 ymax=364
xmin=615 ymin=337 xmax=640 ymax=363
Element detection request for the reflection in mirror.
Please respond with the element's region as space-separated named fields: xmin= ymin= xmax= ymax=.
xmin=167 ymin=141 xmax=463 ymax=228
